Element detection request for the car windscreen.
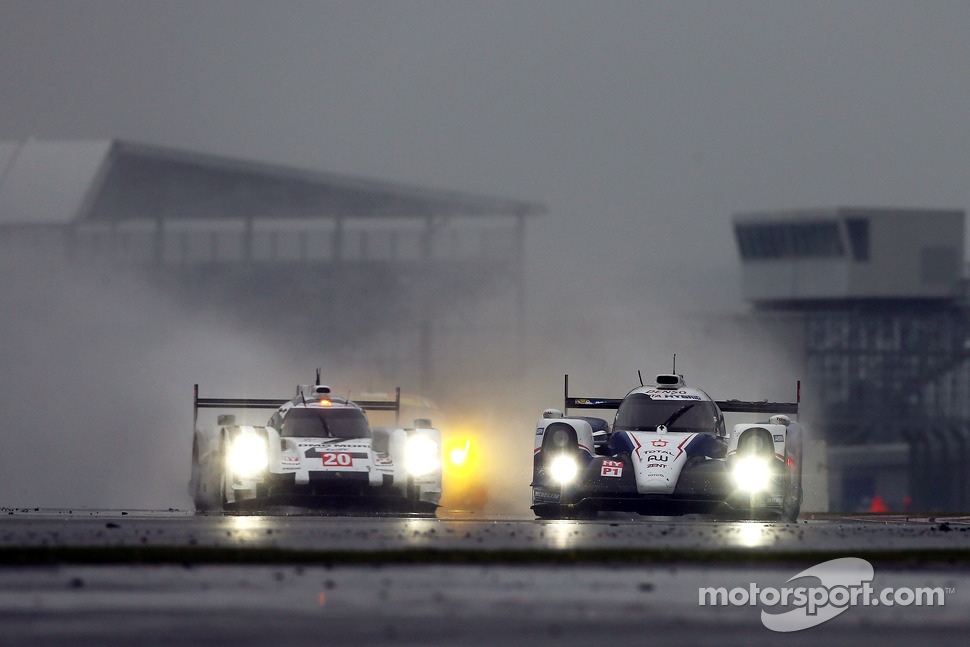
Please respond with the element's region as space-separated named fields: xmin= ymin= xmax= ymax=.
xmin=281 ymin=408 xmax=371 ymax=439
xmin=613 ymin=395 xmax=720 ymax=433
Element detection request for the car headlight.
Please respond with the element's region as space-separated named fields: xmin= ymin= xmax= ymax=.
xmin=405 ymin=434 xmax=440 ymax=477
xmin=732 ymin=456 xmax=772 ymax=493
xmin=548 ymin=454 xmax=579 ymax=484
xmin=549 ymin=427 xmax=572 ymax=448
xmin=226 ymin=434 xmax=268 ymax=478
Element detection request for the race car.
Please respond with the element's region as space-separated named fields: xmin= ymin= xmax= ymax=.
xmin=189 ymin=378 xmax=442 ymax=513
xmin=531 ymin=373 xmax=802 ymax=521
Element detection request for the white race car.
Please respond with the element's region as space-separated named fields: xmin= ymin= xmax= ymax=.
xmin=189 ymin=379 xmax=442 ymax=514
xmin=531 ymin=373 xmax=802 ymax=521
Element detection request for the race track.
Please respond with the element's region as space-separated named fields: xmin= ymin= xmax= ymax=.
xmin=1 ymin=509 xmax=969 ymax=645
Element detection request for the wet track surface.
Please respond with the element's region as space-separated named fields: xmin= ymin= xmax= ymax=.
xmin=2 ymin=509 xmax=970 ymax=645
xmin=2 ymin=508 xmax=970 ymax=554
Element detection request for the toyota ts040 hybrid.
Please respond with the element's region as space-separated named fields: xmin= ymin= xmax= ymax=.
xmin=189 ymin=380 xmax=442 ymax=513
xmin=531 ymin=373 xmax=802 ymax=521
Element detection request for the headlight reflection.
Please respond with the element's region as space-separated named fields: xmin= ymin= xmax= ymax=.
xmin=730 ymin=522 xmax=773 ymax=548
xmin=226 ymin=515 xmax=271 ymax=543
xmin=544 ymin=520 xmax=582 ymax=549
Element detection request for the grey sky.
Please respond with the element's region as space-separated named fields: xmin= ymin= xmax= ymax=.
xmin=3 ymin=0 xmax=968 ymax=308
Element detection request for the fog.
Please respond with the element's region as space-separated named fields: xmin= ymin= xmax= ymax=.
xmin=1 ymin=2 xmax=969 ymax=510
xmin=3 ymin=3 xmax=968 ymax=290
xmin=0 ymin=249 xmax=298 ymax=507
xmin=0 ymin=242 xmax=804 ymax=511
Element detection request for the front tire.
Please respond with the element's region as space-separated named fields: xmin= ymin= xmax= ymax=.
xmin=191 ymin=438 xmax=225 ymax=513
xmin=406 ymin=477 xmax=438 ymax=516
xmin=217 ymin=437 xmax=232 ymax=511
xmin=190 ymin=439 xmax=208 ymax=512
xmin=780 ymin=481 xmax=801 ymax=522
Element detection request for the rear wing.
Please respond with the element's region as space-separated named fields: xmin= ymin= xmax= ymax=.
xmin=193 ymin=385 xmax=402 ymax=426
xmin=562 ymin=375 xmax=799 ymax=417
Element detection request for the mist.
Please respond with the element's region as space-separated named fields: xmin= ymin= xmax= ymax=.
xmin=0 ymin=248 xmax=324 ymax=509
xmin=0 ymin=237 xmax=803 ymax=513
xmin=2 ymin=2 xmax=969 ymax=512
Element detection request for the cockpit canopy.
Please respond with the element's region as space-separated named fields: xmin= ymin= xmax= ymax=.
xmin=275 ymin=407 xmax=371 ymax=439
xmin=613 ymin=394 xmax=724 ymax=435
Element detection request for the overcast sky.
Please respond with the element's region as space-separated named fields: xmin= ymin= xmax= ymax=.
xmin=3 ymin=0 xmax=969 ymax=306
xmin=1 ymin=1 xmax=969 ymax=508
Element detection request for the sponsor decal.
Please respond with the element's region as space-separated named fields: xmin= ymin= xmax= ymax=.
xmin=773 ymin=435 xmax=785 ymax=442
xmin=321 ymin=452 xmax=353 ymax=467
xmin=304 ymin=447 xmax=368 ymax=459
xmin=698 ymin=558 xmax=952 ymax=633
xmin=533 ymin=488 xmax=561 ymax=503
xmin=647 ymin=463 xmax=667 ymax=468
xmin=536 ymin=427 xmax=544 ymax=436
xmin=632 ymin=433 xmax=695 ymax=461
xmin=644 ymin=390 xmax=702 ymax=401
xmin=631 ymin=434 xmax=643 ymax=459
xmin=600 ymin=460 xmax=623 ymax=477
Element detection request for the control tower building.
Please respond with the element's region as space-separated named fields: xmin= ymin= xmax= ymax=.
xmin=734 ymin=207 xmax=968 ymax=511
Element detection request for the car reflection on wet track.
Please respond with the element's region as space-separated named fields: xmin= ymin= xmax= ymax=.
xmin=2 ymin=508 xmax=970 ymax=554
xmin=3 ymin=509 xmax=970 ymax=646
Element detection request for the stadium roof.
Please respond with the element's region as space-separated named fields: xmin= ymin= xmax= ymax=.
xmin=0 ymin=139 xmax=546 ymax=225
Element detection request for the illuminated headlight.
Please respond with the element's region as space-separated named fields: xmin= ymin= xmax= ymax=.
xmin=732 ymin=456 xmax=773 ymax=493
xmin=227 ymin=434 xmax=268 ymax=478
xmin=405 ymin=435 xmax=440 ymax=477
xmin=548 ymin=454 xmax=579 ymax=484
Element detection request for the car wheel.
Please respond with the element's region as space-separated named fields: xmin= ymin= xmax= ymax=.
xmin=216 ymin=437 xmax=232 ymax=512
xmin=192 ymin=439 xmax=223 ymax=513
xmin=780 ymin=485 xmax=801 ymax=523
xmin=404 ymin=478 xmax=436 ymax=515
xmin=190 ymin=440 xmax=208 ymax=512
